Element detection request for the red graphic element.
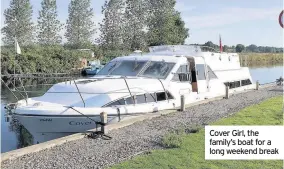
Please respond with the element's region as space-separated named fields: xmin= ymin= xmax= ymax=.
xmin=279 ymin=10 xmax=284 ymax=28
xmin=219 ymin=35 xmax=223 ymax=53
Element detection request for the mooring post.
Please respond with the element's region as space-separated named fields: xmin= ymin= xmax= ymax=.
xmin=225 ymin=86 xmax=229 ymax=99
xmin=100 ymin=112 xmax=108 ymax=134
xmin=256 ymin=80 xmax=259 ymax=90
xmin=180 ymin=95 xmax=185 ymax=111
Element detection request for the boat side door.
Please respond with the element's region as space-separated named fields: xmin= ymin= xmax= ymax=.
xmin=195 ymin=63 xmax=208 ymax=93
xmin=170 ymin=64 xmax=192 ymax=95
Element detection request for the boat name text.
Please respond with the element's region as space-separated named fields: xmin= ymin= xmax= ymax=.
xmin=69 ymin=121 xmax=92 ymax=125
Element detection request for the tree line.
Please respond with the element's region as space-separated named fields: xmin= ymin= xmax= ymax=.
xmin=198 ymin=41 xmax=283 ymax=53
xmin=1 ymin=0 xmax=188 ymax=74
xmin=2 ymin=0 xmax=189 ymax=52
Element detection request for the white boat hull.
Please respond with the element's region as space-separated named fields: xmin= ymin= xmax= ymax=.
xmin=11 ymin=45 xmax=257 ymax=144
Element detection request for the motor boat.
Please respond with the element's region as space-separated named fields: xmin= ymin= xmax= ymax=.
xmin=81 ymin=60 xmax=104 ymax=76
xmin=9 ymin=45 xmax=255 ymax=143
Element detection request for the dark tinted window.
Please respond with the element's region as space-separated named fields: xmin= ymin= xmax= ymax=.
xmin=229 ymin=82 xmax=235 ymax=89
xmin=156 ymin=92 xmax=167 ymax=101
xmin=166 ymin=91 xmax=174 ymax=99
xmin=235 ymin=81 xmax=241 ymax=88
xmin=226 ymin=81 xmax=241 ymax=89
xmin=241 ymin=79 xmax=252 ymax=86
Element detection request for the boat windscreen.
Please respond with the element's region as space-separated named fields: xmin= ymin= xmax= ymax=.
xmin=97 ymin=60 xmax=147 ymax=76
xmin=139 ymin=61 xmax=175 ymax=79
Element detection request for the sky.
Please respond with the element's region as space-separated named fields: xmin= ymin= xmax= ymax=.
xmin=1 ymin=0 xmax=283 ymax=47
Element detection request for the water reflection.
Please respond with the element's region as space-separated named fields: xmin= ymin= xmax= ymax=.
xmin=1 ymin=77 xmax=68 ymax=153
xmin=8 ymin=115 xmax=33 ymax=149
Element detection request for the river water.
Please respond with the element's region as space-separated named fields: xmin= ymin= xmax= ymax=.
xmin=1 ymin=65 xmax=283 ymax=153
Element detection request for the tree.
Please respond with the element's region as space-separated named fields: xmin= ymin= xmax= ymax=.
xmin=65 ymin=0 xmax=95 ymax=49
xmin=98 ymin=0 xmax=126 ymax=51
xmin=147 ymin=0 xmax=189 ymax=46
xmin=236 ymin=44 xmax=245 ymax=53
xmin=123 ymin=0 xmax=148 ymax=51
xmin=223 ymin=45 xmax=229 ymax=52
xmin=246 ymin=44 xmax=258 ymax=53
xmin=37 ymin=0 xmax=63 ymax=45
xmin=2 ymin=0 xmax=35 ymax=45
xmin=204 ymin=41 xmax=218 ymax=49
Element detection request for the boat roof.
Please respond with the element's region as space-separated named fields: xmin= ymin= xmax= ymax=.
xmin=114 ymin=45 xmax=239 ymax=62
xmin=113 ymin=53 xmax=187 ymax=63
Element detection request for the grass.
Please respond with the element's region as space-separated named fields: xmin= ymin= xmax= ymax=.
xmin=239 ymin=53 xmax=283 ymax=66
xmin=110 ymin=96 xmax=283 ymax=169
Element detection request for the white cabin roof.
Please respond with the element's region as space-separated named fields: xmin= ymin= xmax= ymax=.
xmin=110 ymin=45 xmax=241 ymax=71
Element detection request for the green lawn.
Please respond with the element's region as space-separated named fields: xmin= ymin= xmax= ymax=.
xmin=110 ymin=96 xmax=283 ymax=169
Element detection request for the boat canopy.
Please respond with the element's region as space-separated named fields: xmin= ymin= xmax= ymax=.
xmin=148 ymin=45 xmax=203 ymax=57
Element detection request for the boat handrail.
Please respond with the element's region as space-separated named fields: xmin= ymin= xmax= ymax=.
xmin=1 ymin=79 xmax=19 ymax=102
xmin=1 ymin=79 xmax=28 ymax=105
xmin=73 ymin=80 xmax=86 ymax=108
xmin=2 ymin=76 xmax=170 ymax=107
xmin=123 ymin=77 xmax=135 ymax=105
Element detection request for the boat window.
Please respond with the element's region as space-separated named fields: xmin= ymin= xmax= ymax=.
xmin=172 ymin=65 xmax=190 ymax=82
xmin=96 ymin=61 xmax=118 ymax=75
xmin=145 ymin=93 xmax=156 ymax=102
xmin=97 ymin=60 xmax=147 ymax=76
xmin=235 ymin=81 xmax=241 ymax=88
xmin=140 ymin=61 xmax=175 ymax=79
xmin=207 ymin=66 xmax=217 ymax=79
xmin=167 ymin=91 xmax=174 ymax=99
xmin=156 ymin=92 xmax=167 ymax=101
xmin=105 ymin=91 xmax=174 ymax=107
xmin=110 ymin=60 xmax=147 ymax=76
xmin=136 ymin=94 xmax=146 ymax=104
xmin=224 ymin=82 xmax=229 ymax=87
xmin=229 ymin=82 xmax=235 ymax=89
xmin=125 ymin=97 xmax=135 ymax=104
xmin=241 ymin=79 xmax=252 ymax=86
xmin=107 ymin=98 xmax=125 ymax=107
xmin=196 ymin=64 xmax=206 ymax=80
xmin=224 ymin=81 xmax=241 ymax=89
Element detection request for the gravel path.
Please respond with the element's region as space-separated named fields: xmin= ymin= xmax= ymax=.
xmin=2 ymin=86 xmax=283 ymax=169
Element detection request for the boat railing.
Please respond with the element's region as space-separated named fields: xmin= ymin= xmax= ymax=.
xmin=1 ymin=75 xmax=170 ymax=108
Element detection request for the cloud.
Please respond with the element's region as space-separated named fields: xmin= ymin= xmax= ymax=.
xmin=183 ymin=7 xmax=280 ymax=29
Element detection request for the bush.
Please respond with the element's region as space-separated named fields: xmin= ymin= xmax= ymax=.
xmin=1 ymin=45 xmax=93 ymax=74
xmin=161 ymin=128 xmax=186 ymax=148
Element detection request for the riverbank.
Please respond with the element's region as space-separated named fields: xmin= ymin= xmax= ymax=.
xmin=111 ymin=96 xmax=283 ymax=169
xmin=1 ymin=85 xmax=282 ymax=169
xmin=239 ymin=53 xmax=283 ymax=66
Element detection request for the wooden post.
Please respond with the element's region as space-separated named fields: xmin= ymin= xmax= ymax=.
xmin=180 ymin=95 xmax=185 ymax=111
xmin=5 ymin=116 xmax=10 ymax=122
xmin=256 ymin=81 xmax=259 ymax=90
xmin=100 ymin=112 xmax=108 ymax=134
xmin=225 ymin=86 xmax=229 ymax=99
